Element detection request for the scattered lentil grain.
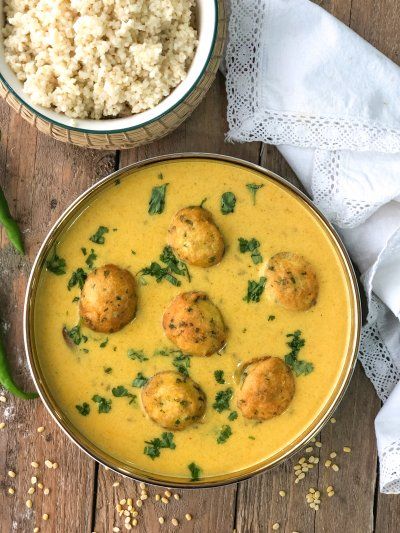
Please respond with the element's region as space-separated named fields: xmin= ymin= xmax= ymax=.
xmin=8 ymin=487 xmax=14 ymax=495
xmin=343 ymin=446 xmax=351 ymax=453
xmin=42 ymin=514 xmax=49 ymax=521
xmin=26 ymin=499 xmax=33 ymax=508
xmin=171 ymin=518 xmax=179 ymax=526
xmin=272 ymin=523 xmax=280 ymax=530
xmin=185 ymin=514 xmax=192 ymax=521
xmin=279 ymin=490 xmax=286 ymax=497
xmin=31 ymin=462 xmax=39 ymax=468
xmin=37 ymin=426 xmax=45 ymax=433
xmin=0 ymin=422 xmax=6 ymax=429
xmin=158 ymin=517 xmax=164 ymax=524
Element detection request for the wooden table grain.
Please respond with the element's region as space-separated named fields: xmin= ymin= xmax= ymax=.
xmin=1 ymin=1 xmax=399 ymax=531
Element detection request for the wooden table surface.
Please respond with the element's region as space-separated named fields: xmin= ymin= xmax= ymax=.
xmin=1 ymin=0 xmax=399 ymax=531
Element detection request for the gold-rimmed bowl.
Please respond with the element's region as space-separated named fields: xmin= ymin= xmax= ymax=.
xmin=24 ymin=153 xmax=361 ymax=488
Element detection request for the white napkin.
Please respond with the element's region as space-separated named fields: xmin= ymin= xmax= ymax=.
xmin=226 ymin=0 xmax=400 ymax=492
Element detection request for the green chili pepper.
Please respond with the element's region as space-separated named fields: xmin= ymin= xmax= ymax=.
xmin=0 ymin=332 xmax=38 ymax=400
xmin=0 ymin=187 xmax=24 ymax=254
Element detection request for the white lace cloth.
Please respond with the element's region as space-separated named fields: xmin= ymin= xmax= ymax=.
xmin=226 ymin=0 xmax=400 ymax=493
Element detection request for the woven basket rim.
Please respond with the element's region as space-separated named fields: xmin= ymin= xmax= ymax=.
xmin=0 ymin=0 xmax=220 ymax=134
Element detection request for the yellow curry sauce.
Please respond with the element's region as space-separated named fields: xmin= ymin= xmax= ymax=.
xmin=33 ymin=159 xmax=353 ymax=480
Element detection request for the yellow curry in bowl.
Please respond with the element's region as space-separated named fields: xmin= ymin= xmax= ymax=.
xmin=28 ymin=156 xmax=359 ymax=485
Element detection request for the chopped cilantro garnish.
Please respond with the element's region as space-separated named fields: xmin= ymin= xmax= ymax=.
xmin=284 ymin=330 xmax=314 ymax=376
xmin=46 ymin=249 xmax=66 ymax=275
xmin=160 ymin=245 xmax=191 ymax=282
xmin=89 ymin=226 xmax=109 ymax=244
xmin=238 ymin=237 xmax=263 ymax=265
xmin=220 ymin=192 xmax=236 ymax=215
xmin=127 ymin=349 xmax=148 ymax=362
xmin=139 ymin=246 xmax=190 ymax=287
xmin=67 ymin=268 xmax=87 ymax=291
xmin=217 ymin=425 xmax=232 ymax=444
xmin=214 ymin=370 xmax=225 ymax=384
xmin=188 ymin=462 xmax=201 ymax=481
xmin=144 ymin=432 xmax=176 ymax=459
xmin=112 ymin=385 xmax=137 ymax=404
xmin=132 ymin=372 xmax=148 ymax=388
xmin=173 ymin=354 xmax=190 ymax=377
xmin=64 ymin=324 xmax=88 ymax=346
xmin=268 ymin=315 xmax=276 ymax=321
xmin=72 ymin=296 xmax=80 ymax=303
xmin=246 ymin=183 xmax=264 ymax=205
xmin=228 ymin=411 xmax=238 ymax=421
xmin=104 ymin=367 xmax=112 ymax=374
xmin=248 ymin=435 xmax=256 ymax=440
xmin=243 ymin=276 xmax=266 ymax=303
xmin=99 ymin=338 xmax=109 ymax=348
xmin=81 ymin=247 xmax=87 ymax=256
xmin=139 ymin=262 xmax=180 ymax=287
xmin=75 ymin=402 xmax=90 ymax=416
xmin=85 ymin=248 xmax=97 ymax=269
xmin=213 ymin=387 xmax=233 ymax=413
xmin=92 ymin=395 xmax=111 ymax=413
xmin=148 ymin=183 xmax=168 ymax=215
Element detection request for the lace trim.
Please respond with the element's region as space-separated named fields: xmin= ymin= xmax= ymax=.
xmin=380 ymin=439 xmax=400 ymax=493
xmin=226 ymin=0 xmax=400 ymax=153
xmin=359 ymin=297 xmax=400 ymax=402
xmin=311 ymin=150 xmax=388 ymax=228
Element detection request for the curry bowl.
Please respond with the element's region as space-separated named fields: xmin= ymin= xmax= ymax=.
xmin=24 ymin=154 xmax=361 ymax=487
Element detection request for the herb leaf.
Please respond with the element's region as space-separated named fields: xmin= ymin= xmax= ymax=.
xmin=99 ymin=338 xmax=109 ymax=348
xmin=139 ymin=262 xmax=180 ymax=287
xmin=173 ymin=354 xmax=191 ymax=377
xmin=139 ymin=246 xmax=190 ymax=287
xmin=76 ymin=402 xmax=90 ymax=416
xmin=213 ymin=387 xmax=233 ymax=413
xmin=112 ymin=385 xmax=137 ymax=404
xmin=92 ymin=395 xmax=112 ymax=413
xmin=68 ymin=268 xmax=87 ymax=291
xmin=238 ymin=237 xmax=263 ymax=265
xmin=127 ymin=349 xmax=149 ymax=362
xmin=217 ymin=425 xmax=232 ymax=444
xmin=243 ymin=277 xmax=266 ymax=303
xmin=221 ymin=192 xmax=236 ymax=215
xmin=63 ymin=324 xmax=88 ymax=346
xmin=246 ymin=183 xmax=264 ymax=205
xmin=132 ymin=372 xmax=148 ymax=388
xmin=148 ymin=184 xmax=168 ymax=215
xmin=144 ymin=432 xmax=176 ymax=459
xmin=284 ymin=330 xmax=314 ymax=376
xmin=228 ymin=411 xmax=238 ymax=421
xmin=214 ymin=370 xmax=225 ymax=384
xmin=268 ymin=315 xmax=276 ymax=321
xmin=188 ymin=462 xmax=201 ymax=481
xmin=160 ymin=246 xmax=191 ymax=282
xmin=90 ymin=226 xmax=109 ymax=244
xmin=46 ymin=250 xmax=66 ymax=275
xmin=85 ymin=248 xmax=97 ymax=269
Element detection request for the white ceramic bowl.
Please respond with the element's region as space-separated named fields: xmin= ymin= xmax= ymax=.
xmin=0 ymin=0 xmax=218 ymax=135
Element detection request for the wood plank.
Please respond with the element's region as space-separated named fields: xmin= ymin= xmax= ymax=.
xmin=94 ymin=73 xmax=261 ymax=533
xmin=0 ymin=107 xmax=116 ymax=532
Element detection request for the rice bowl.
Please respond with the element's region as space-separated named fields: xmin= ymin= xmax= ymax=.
xmin=3 ymin=0 xmax=198 ymax=120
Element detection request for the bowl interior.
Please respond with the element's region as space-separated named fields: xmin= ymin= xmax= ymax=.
xmin=0 ymin=0 xmax=217 ymax=133
xmin=24 ymin=154 xmax=361 ymax=488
